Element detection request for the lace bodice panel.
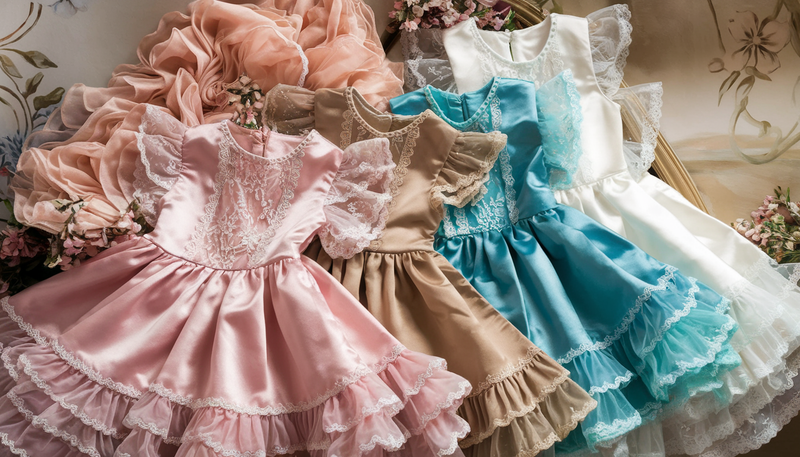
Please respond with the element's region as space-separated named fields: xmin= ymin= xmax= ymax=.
xmin=442 ymin=8 xmax=631 ymax=185
xmin=135 ymin=106 xmax=392 ymax=268
xmin=392 ymin=75 xmax=583 ymax=238
xmin=315 ymin=87 xmax=504 ymax=252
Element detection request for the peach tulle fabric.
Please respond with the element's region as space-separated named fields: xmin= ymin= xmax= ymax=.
xmin=11 ymin=0 xmax=402 ymax=236
xmin=261 ymin=85 xmax=598 ymax=457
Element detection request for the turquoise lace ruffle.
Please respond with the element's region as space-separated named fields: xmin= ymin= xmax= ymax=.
xmin=535 ymin=70 xmax=584 ymax=190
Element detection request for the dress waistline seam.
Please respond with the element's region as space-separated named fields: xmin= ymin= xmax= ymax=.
xmin=143 ymin=236 xmax=302 ymax=271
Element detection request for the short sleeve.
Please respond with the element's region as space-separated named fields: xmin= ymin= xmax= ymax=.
xmin=401 ymin=29 xmax=457 ymax=93
xmin=319 ymin=138 xmax=395 ymax=259
xmin=535 ymin=71 xmax=584 ymax=190
xmin=587 ymin=4 xmax=632 ymax=98
xmin=133 ymin=104 xmax=187 ymax=226
xmin=614 ymin=82 xmax=663 ymax=179
xmin=432 ymin=131 xmax=506 ymax=210
xmin=261 ymin=84 xmax=316 ymax=135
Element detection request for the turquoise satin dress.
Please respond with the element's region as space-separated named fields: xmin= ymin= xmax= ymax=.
xmin=391 ymin=75 xmax=741 ymax=454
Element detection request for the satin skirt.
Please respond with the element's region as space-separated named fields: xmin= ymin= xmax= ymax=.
xmin=435 ymin=204 xmax=741 ymax=454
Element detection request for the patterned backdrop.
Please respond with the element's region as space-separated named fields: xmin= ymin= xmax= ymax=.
xmin=1 ymin=0 xmax=799 ymax=454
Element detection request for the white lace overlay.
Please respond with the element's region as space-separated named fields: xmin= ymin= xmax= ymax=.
xmin=318 ymin=138 xmax=394 ymax=260
xmin=133 ymin=104 xmax=186 ymax=226
xmin=401 ymin=29 xmax=457 ymax=93
xmin=339 ymin=87 xmax=432 ymax=250
xmin=183 ymin=123 xmax=309 ymax=269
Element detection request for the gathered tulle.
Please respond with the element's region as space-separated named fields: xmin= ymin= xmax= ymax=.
xmin=12 ymin=0 xmax=402 ymax=237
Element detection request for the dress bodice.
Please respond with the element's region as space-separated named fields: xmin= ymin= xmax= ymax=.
xmin=136 ymin=104 xmax=394 ymax=269
xmin=443 ymin=8 xmax=633 ymax=184
xmin=262 ymin=84 xmax=506 ymax=253
xmin=391 ymin=75 xmax=582 ymax=237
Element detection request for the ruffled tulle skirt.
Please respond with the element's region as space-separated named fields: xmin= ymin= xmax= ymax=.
xmin=434 ymin=205 xmax=741 ymax=454
xmin=0 ymin=236 xmax=473 ymax=456
xmin=304 ymin=240 xmax=597 ymax=457
xmin=555 ymin=169 xmax=800 ymax=456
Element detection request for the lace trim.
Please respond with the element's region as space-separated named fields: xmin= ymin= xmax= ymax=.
xmin=17 ymin=354 xmax=129 ymax=439
xmin=183 ymin=123 xmax=309 ymax=269
xmin=695 ymin=351 xmax=800 ymax=457
xmin=466 ymin=15 xmax=563 ymax=89
xmin=587 ymin=371 xmax=635 ymax=396
xmin=291 ymin=42 xmax=309 ymax=88
xmin=557 ymin=266 xmax=678 ymax=364
xmin=7 ymin=389 xmax=102 ymax=457
xmin=415 ymin=381 xmax=472 ymax=435
xmin=183 ymin=433 xmax=331 ymax=457
xmin=589 ymin=4 xmax=632 ymax=98
xmin=438 ymin=427 xmax=469 ymax=457
xmin=429 ymin=131 xmax=504 ymax=212
xmin=658 ymin=308 xmax=738 ymax=389
xmin=537 ymin=70 xmax=585 ymax=190
xmin=460 ymin=370 xmax=573 ymax=447
xmin=324 ymin=395 xmax=402 ymax=433
xmin=2 ymin=346 xmax=18 ymax=381
xmin=132 ymin=104 xmax=184 ymax=225
xmin=2 ymin=297 xmax=143 ymax=398
xmin=150 ymin=344 xmax=407 ymax=416
xmin=0 ymin=432 xmax=28 ymax=457
xmin=340 ymin=88 xmax=430 ymax=249
xmin=472 ymin=346 xmax=543 ymax=396
xmin=584 ymin=412 xmax=643 ymax=446
xmin=123 ymin=417 xmax=181 ymax=446
xmin=620 ymin=83 xmax=663 ymax=179
xmin=641 ymin=279 xmax=700 ymax=357
xmin=359 ymin=431 xmax=410 ymax=453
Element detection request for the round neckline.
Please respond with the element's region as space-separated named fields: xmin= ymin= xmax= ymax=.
xmin=344 ymin=86 xmax=433 ymax=137
xmin=467 ymin=13 xmax=557 ymax=68
xmin=423 ymin=77 xmax=499 ymax=130
xmin=221 ymin=120 xmax=314 ymax=163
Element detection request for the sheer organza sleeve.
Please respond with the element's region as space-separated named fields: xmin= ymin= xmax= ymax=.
xmin=319 ymin=138 xmax=395 ymax=259
xmin=587 ymin=4 xmax=632 ymax=98
xmin=432 ymin=131 xmax=506 ymax=210
xmin=261 ymin=84 xmax=316 ymax=135
xmin=615 ymin=82 xmax=663 ymax=179
xmin=401 ymin=29 xmax=457 ymax=93
xmin=133 ymin=104 xmax=187 ymax=226
xmin=536 ymin=70 xmax=585 ymax=190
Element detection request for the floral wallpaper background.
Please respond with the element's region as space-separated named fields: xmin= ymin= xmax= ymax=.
xmin=557 ymin=0 xmax=800 ymax=227
xmin=0 ymin=0 xmax=799 ymax=452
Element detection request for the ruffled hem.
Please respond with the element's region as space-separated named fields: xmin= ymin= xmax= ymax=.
xmin=0 ymin=304 xmax=471 ymax=457
xmin=458 ymin=348 xmax=596 ymax=457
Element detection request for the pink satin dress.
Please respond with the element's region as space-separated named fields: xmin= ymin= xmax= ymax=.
xmin=0 ymin=104 xmax=473 ymax=457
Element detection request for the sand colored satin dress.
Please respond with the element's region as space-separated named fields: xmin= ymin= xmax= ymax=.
xmin=262 ymin=84 xmax=598 ymax=457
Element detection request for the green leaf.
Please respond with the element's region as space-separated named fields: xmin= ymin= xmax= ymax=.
xmin=5 ymin=49 xmax=57 ymax=69
xmin=735 ymin=75 xmax=756 ymax=101
xmin=718 ymin=70 xmax=740 ymax=105
xmin=23 ymin=71 xmax=43 ymax=97
xmin=745 ymin=66 xmax=772 ymax=81
xmin=0 ymin=54 xmax=22 ymax=78
xmin=0 ymin=95 xmax=12 ymax=108
xmin=33 ymin=86 xmax=64 ymax=111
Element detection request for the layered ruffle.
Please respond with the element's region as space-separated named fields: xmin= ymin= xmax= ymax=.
xmin=305 ymin=244 xmax=597 ymax=457
xmin=0 ymin=311 xmax=472 ymax=457
xmin=435 ymin=212 xmax=740 ymax=454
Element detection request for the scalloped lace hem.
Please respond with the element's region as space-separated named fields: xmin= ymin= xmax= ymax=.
xmin=459 ymin=370 xmax=585 ymax=448
xmin=557 ymin=266 xmax=679 ymax=364
xmin=0 ymin=432 xmax=29 ymax=457
xmin=472 ymin=346 xmax=543 ymax=396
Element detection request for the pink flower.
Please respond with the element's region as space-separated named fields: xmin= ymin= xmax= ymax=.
xmin=400 ymin=19 xmax=419 ymax=31
xmin=728 ymin=11 xmax=791 ymax=73
xmin=393 ymin=1 xmax=403 ymax=8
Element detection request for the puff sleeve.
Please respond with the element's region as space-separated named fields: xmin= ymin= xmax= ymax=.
xmin=260 ymin=84 xmax=316 ymax=136
xmin=318 ymin=138 xmax=395 ymax=259
xmin=432 ymin=131 xmax=506 ymax=211
xmin=132 ymin=104 xmax=187 ymax=226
